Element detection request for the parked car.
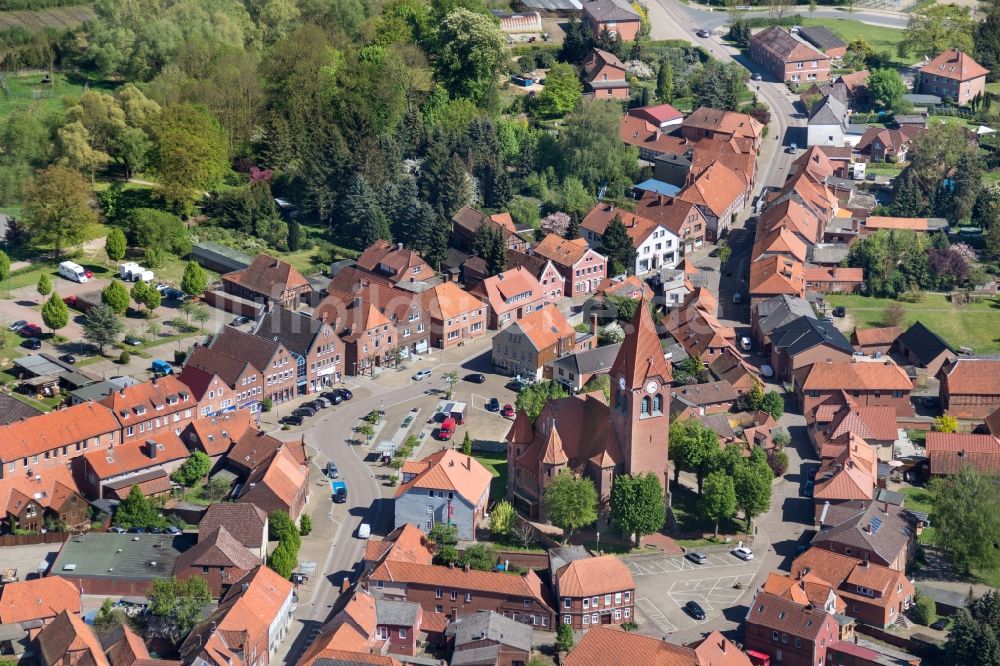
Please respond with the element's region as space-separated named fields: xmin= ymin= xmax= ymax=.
xmin=123 ymin=335 xmax=142 ymax=346
xmin=751 ymin=72 xmax=762 ymax=81
xmin=146 ymin=526 xmax=165 ymax=534
xmin=155 ymin=283 xmax=170 ymax=294
xmin=108 ymin=526 xmax=126 ymax=533
xmin=501 ymin=404 xmax=515 ymax=418
xmin=930 ymin=618 xmax=949 ymax=631
xmin=332 ymin=480 xmax=347 ymax=503
xmin=126 ymin=526 xmax=145 ymax=534
xmin=833 ymin=306 xmax=846 ymax=317
xmin=151 ymin=360 xmax=173 ymax=375
xmin=466 ymin=373 xmax=486 ymax=383
xmin=20 ymin=324 xmax=42 ymax=337
xmin=732 ymin=547 xmax=754 ymax=561
xmin=696 ymin=29 xmax=710 ymax=37
xmin=7 ymin=320 xmax=26 ymax=332
xmin=303 ymin=400 xmax=325 ymax=410
xmin=231 ymin=316 xmax=250 ymax=326
xmin=486 ymin=397 xmax=500 ymax=412
xmin=760 ymin=364 xmax=774 ymax=378
xmin=739 ymin=336 xmax=752 ymax=352
xmin=293 ymin=407 xmax=316 ymax=418
xmin=357 ymin=523 xmax=371 ymax=539
xmin=165 ymin=525 xmax=182 ymax=535
xmin=413 ymin=369 xmax=432 ymax=381
xmin=314 ymin=396 xmax=332 ymax=408
xmin=685 ymin=601 xmax=706 ymax=620
xmin=335 ymin=388 xmax=353 ymax=401
xmin=281 ymin=415 xmax=304 ymax=426
xmin=788 ymin=142 xmax=798 ymax=154
xmin=322 ymin=391 xmax=344 ymax=405
xmin=165 ymin=288 xmax=185 ymax=300
xmin=686 ymin=552 xmax=708 ymax=565
xmin=59 ymin=354 xmax=76 ymax=364
xmin=326 ymin=462 xmax=339 ymax=478
xmin=709 ymin=247 xmax=720 ymax=258
xmin=22 ymin=338 xmax=41 ymax=350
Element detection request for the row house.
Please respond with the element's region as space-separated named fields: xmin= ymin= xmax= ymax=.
xmin=769 ymin=316 xmax=853 ymax=383
xmin=633 ymin=193 xmax=708 ymax=255
xmin=531 ymin=234 xmax=607 ymax=297
xmin=939 ymin=358 xmax=1000 ymax=420
xmin=554 ymin=554 xmax=636 ymax=630
xmin=0 ymin=577 xmax=81 ymax=629
xmin=253 ymin=306 xmax=343 ymax=395
xmin=680 ymin=107 xmax=764 ymax=151
xmin=174 ymin=366 xmax=238 ymax=419
xmin=566 ymin=627 xmax=750 ymax=666
xmin=581 ymin=203 xmax=680 ymax=275
xmin=677 ymin=162 xmax=748 ymax=240
xmin=420 ymin=282 xmax=489 ymax=349
xmin=925 ymin=432 xmax=1000 ymax=476
xmin=0 ymin=464 xmax=88 ymax=533
xmin=751 ymin=294 xmax=816 ymax=353
xmin=750 ymin=26 xmax=831 ymax=83
xmin=80 ymin=432 xmax=189 ymax=500
xmin=173 ymin=525 xmax=263 ymax=598
xmin=314 ymin=289 xmax=398 ymax=376
xmin=491 ymin=303 xmax=577 ymax=380
xmin=0 ymin=402 xmax=121 ymax=480
xmin=220 ymin=254 xmax=313 ymax=310
xmin=507 ymin=249 xmax=566 ymax=302
xmin=469 ymin=266 xmax=546 ymax=330
xmin=237 ymin=443 xmax=310 ymax=521
xmin=794 ymin=359 xmax=914 ymax=418
xmin=100 ymin=376 xmax=196 ymax=442
xmin=744 ymin=591 xmax=840 ymax=666
xmin=749 ymin=256 xmax=806 ymax=307
xmin=452 ymin=206 xmax=528 ymax=254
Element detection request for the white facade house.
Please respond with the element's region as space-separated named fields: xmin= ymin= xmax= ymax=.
xmin=634 ymin=224 xmax=681 ymax=275
xmin=806 ymin=93 xmax=849 ymax=147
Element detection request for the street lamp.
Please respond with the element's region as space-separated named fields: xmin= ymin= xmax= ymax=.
xmin=596 ymin=531 xmax=600 ymax=554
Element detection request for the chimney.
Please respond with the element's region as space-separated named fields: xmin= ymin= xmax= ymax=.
xmin=151 ymin=376 xmax=157 ymax=386
xmin=397 ymin=242 xmax=403 ymax=251
xmin=591 ymin=314 xmax=598 ymax=336
xmin=147 ymin=440 xmax=157 ymax=459
xmin=352 ymin=297 xmax=361 ymax=309
xmin=341 ymin=577 xmax=351 ymax=593
xmin=464 ymin=563 xmax=471 ymax=572
xmin=467 ymin=455 xmax=472 ymax=470
xmin=119 ymin=388 xmax=126 ymax=396
xmin=658 ymin=194 xmax=667 ymax=205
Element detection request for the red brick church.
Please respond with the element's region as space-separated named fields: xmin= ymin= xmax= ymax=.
xmin=505 ymin=299 xmax=672 ymax=519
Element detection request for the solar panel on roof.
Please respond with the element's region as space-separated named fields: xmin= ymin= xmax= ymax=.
xmin=870 ymin=515 xmax=883 ymax=534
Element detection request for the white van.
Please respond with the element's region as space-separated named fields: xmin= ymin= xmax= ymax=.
xmin=59 ymin=261 xmax=88 ymax=283
xmin=119 ymin=262 xmax=154 ymax=282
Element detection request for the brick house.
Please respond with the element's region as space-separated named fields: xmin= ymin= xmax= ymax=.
xmin=253 ymin=306 xmax=343 ymax=394
xmin=175 ymin=366 xmax=239 ymax=419
xmin=671 ymin=380 xmax=739 ymax=416
xmin=565 ymin=627 xmax=751 ymax=666
xmin=744 ymin=591 xmax=840 ymax=666
xmin=507 ymin=250 xmax=566 ymax=302
xmin=752 ymin=294 xmax=816 ymax=353
xmin=919 ymin=49 xmax=989 ymax=106
xmin=581 ymin=0 xmax=641 ymax=42
xmin=750 ymin=26 xmax=831 ymax=83
xmin=314 ymin=289 xmax=399 ymax=376
xmin=795 ymin=360 xmax=914 ymax=418
xmin=0 ymin=578 xmax=81 ymax=628
xmin=856 ymin=126 xmax=925 ymax=162
xmin=452 ymin=207 xmax=528 ymax=254
xmin=939 ymin=358 xmax=1000 ymax=419
xmin=680 ymin=107 xmax=764 ymax=151
xmin=633 ymin=193 xmax=708 ymax=255
xmin=80 ymin=432 xmax=189 ymax=500
xmin=221 ymin=254 xmax=312 ymax=310
xmin=850 ymin=327 xmax=901 ymax=355
xmin=200 ymin=502 xmax=269 ymax=561
xmin=581 ymin=203 xmax=680 ymax=274
xmin=0 ymin=465 xmax=89 ymax=533
xmin=492 ymin=304 xmax=576 ymax=380
xmin=749 ymin=256 xmax=806 ymax=307
xmin=366 ymin=560 xmax=554 ymax=628
xmin=926 ymin=432 xmax=1000 ymax=476
xmin=582 ymin=48 xmax=630 ymax=99
xmin=394 ymin=449 xmax=492 ymax=542
xmin=677 ymin=162 xmax=748 ymax=240
xmin=447 ymin=611 xmax=532 ymax=666
xmin=469 ymin=266 xmax=546 ymax=330
xmin=803 ymin=266 xmax=864 ymax=294
xmin=554 ymin=555 xmax=635 ymax=631
xmin=173 ymin=525 xmax=263 ymax=598
xmin=894 ymin=321 xmax=957 ymax=379
xmin=34 ymin=611 xmax=105 ymax=666
xmin=100 ymin=376 xmax=198 ymax=442
xmin=356 ymin=239 xmax=437 ymax=283
xmin=236 ymin=444 xmax=309 ymax=521
xmin=769 ymin=316 xmax=854 ymax=382
xmin=812 ymin=501 xmax=917 ymax=572
xmin=420 ymin=282 xmax=489 ymax=349
xmin=0 ymin=402 xmax=120 ymax=480
xmin=299 ymin=587 xmax=423 ymax=661
xmin=530 ymin=234 xmax=607 ymax=297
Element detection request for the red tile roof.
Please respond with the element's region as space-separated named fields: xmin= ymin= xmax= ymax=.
xmin=582 ymin=203 xmax=664 ymax=247
xmin=184 ymin=412 xmax=255 ymax=457
xmin=852 ymin=327 xmax=902 ymax=348
xmin=678 ymin=162 xmax=747 ymax=218
xmin=752 ymin=26 xmax=829 ymax=63
xmin=941 ymin=359 xmax=1000 ymax=396
xmin=926 ymin=432 xmax=1000 ymax=475
xmin=174 ymin=525 xmax=262 ymax=572
xmin=803 ymin=266 xmax=864 ymax=285
xmin=238 ymin=444 xmax=308 ymax=513
xmin=368 ymin=561 xmax=549 ymax=607
xmin=222 ymin=254 xmax=311 ymax=296
xmin=0 ymin=402 xmax=119 ymax=463
xmin=610 ymin=295 xmax=673 ymax=390
xmin=36 ymin=610 xmax=108 ymax=666
xmin=199 ymin=502 xmax=268 ymax=550
xmin=627 ymin=104 xmax=684 ymax=125
xmin=469 ymin=266 xmax=543 ymax=317
xmin=802 ymin=360 xmax=912 ymax=391
xmin=0 ymin=463 xmax=85 ymax=520
xmin=0 ymin=577 xmax=80 ymax=624
xmin=532 ymin=234 xmax=597 ymax=268
xmin=420 ymin=282 xmax=484 ymax=321
xmin=791 ymin=547 xmax=911 ymax=609
xmin=682 ymin=107 xmax=763 ymax=140
xmin=921 ymin=48 xmax=989 ymax=81
xmin=509 ymin=303 xmax=575 ymax=351
xmin=749 ymin=256 xmax=806 ymax=298
xmin=556 ymin=555 xmax=634 ymax=597
xmin=83 ymin=431 xmax=189 ymax=480
xmin=814 ymin=434 xmax=878 ymax=501
xmin=620 ymin=114 xmax=690 ymax=155
xmin=748 ymin=591 xmax=835 ymax=640
xmin=394 ymin=449 xmax=492 ymax=505
xmin=100 ymin=376 xmax=195 ymax=426
xmin=356 ymin=240 xmax=435 ymax=283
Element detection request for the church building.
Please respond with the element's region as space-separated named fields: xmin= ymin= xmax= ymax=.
xmin=505 ymin=298 xmax=672 ymax=519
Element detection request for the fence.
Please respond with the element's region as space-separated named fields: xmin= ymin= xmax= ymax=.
xmin=0 ymin=530 xmax=70 ymax=548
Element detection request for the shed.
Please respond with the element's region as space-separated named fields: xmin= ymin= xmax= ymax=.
xmin=797 ymin=25 xmax=847 ymax=58
xmin=190 ymin=241 xmax=253 ymax=274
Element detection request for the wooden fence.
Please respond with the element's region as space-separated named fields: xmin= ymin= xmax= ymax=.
xmin=0 ymin=531 xmax=70 ymax=548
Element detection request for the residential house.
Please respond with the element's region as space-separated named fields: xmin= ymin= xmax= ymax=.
xmin=925 ymin=432 xmax=1000 ymax=476
xmin=451 ymin=207 xmax=528 ymax=254
xmin=744 ymin=591 xmax=840 ymax=666
xmin=554 ymin=555 xmax=635 ymax=630
xmin=680 ymin=107 xmax=764 ymax=151
xmin=791 ymin=548 xmax=914 ymax=628
xmin=585 ymin=275 xmax=655 ymax=324
xmin=769 ymin=316 xmax=854 ymax=382
xmin=938 ymin=358 xmax=1000 ymax=419
xmin=665 ymin=288 xmax=740 ymax=363
xmin=221 ymin=254 xmax=312 ymax=310
xmin=581 ymin=0 xmax=641 ymax=41
xmin=101 ymin=625 xmax=158 ymax=666
xmin=331 ymin=279 xmax=432 ymax=359
xmin=225 ymin=428 xmax=304 ymax=479
xmin=314 ymin=289 xmax=398 ymax=376
xmin=173 ymin=525 xmax=263 ymax=598
xmin=507 ymin=250 xmax=566 ymax=303
xmin=619 ymin=113 xmax=690 ymax=162
xmin=633 ymin=193 xmax=708 ymax=254
xmin=809 ymin=398 xmax=899 ymax=461
xmin=564 ymin=627 xmax=751 ymax=666
xmin=356 ymin=240 xmax=437 ymax=284
xmin=860 ymin=216 xmax=947 ymax=235
xmin=827 ymin=640 xmax=923 ymax=666
xmin=813 ymin=434 xmax=878 ymax=504
xmin=677 ymin=162 xmax=748 ymax=240
xmin=813 ymin=500 xmax=917 ymax=571
xmin=530 ymin=234 xmax=607 ymax=297
xmin=469 ymin=266 xmax=546 ymax=330
xmin=419 ymin=282 xmax=489 ymax=349
xmin=180 ymin=566 xmax=295 ymax=666
xmin=253 ymin=306 xmax=343 ymax=394
xmin=761 ymin=571 xmax=844 ymax=616
xmin=447 ymin=611 xmax=532 ymax=666
xmin=34 ymin=611 xmax=108 ymax=666
xmin=751 ymin=294 xmax=816 ymax=352
xmin=582 ymin=48 xmax=629 ymax=98
xmin=807 ymin=93 xmax=849 ymax=147
xmin=750 ymin=26 xmax=832 ymax=83
xmin=709 ymin=347 xmax=760 ymax=396
xmin=894 ymin=321 xmax=957 ymax=378
xmin=363 ymin=524 xmax=435 ymax=575
xmin=919 ymin=49 xmax=989 ymax=106
xmin=394 ymin=449 xmax=492 ymax=541
xmin=0 ymin=464 xmax=88 ymax=533
xmin=200 ymin=502 xmax=269 ymax=560
xmin=856 ymin=126 xmax=925 ymax=162
xmin=798 ymin=25 xmax=847 ymax=59
xmin=749 ymin=256 xmax=806 ymax=306
xmin=366 ymin=559 xmax=554 ymax=628
xmin=851 ymin=327 xmax=901 ymax=355
xmin=175 ymin=366 xmax=238 ymax=419
xmin=80 ymin=432 xmax=189 ymax=500
xmin=549 ymin=343 xmax=622 ymax=393
xmin=0 ymin=402 xmax=120 ymax=480
xmin=838 ymin=70 xmax=871 ymax=109
xmin=181 ymin=411 xmax=255 ymax=463
xmin=0 ymin=577 xmax=81 ymax=628
xmin=627 ymin=103 xmax=685 ymax=130
xmin=671 ymin=380 xmax=739 ymax=416
xmin=0 ymin=391 xmax=42 ymax=424
xmin=492 ymin=304 xmax=576 ymax=380
xmin=796 ymin=359 xmax=914 ymax=417
xmin=581 ymin=204 xmax=680 ymax=274
xmin=100 ymin=376 xmax=197 ymax=442
xmin=236 ymin=444 xmax=309 ymax=521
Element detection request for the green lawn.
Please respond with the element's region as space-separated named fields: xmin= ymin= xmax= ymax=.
xmin=826 ymin=293 xmax=1000 ymax=355
xmin=800 ymin=17 xmax=905 ymax=60
xmin=671 ymin=484 xmax=744 ymax=539
xmin=865 ymin=162 xmax=905 ymax=176
xmin=474 ymin=453 xmax=509 ymax=503
xmin=0 ymin=71 xmax=116 ymax=122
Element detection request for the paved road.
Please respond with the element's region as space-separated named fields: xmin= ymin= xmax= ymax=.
xmin=663 ymin=1 xmax=907 ymax=32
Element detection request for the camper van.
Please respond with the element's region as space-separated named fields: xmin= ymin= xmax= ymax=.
xmin=59 ymin=261 xmax=88 ymax=283
xmin=119 ymin=262 xmax=154 ymax=283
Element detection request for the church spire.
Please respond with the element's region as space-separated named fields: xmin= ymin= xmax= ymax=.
xmin=609 ymin=296 xmax=672 ymax=390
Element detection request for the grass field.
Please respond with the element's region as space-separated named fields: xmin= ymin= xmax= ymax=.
xmin=0 ymin=71 xmax=116 ymax=121
xmin=474 ymin=453 xmax=508 ymax=504
xmin=899 ymin=485 xmax=935 ymax=545
xmin=826 ymin=293 xmax=1000 ymax=354
xmin=800 ymin=17 xmax=905 ymax=59
xmin=0 ymin=4 xmax=94 ymax=31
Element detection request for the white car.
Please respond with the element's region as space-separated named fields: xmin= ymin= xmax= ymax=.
xmin=412 ymin=369 xmax=432 ymax=381
xmin=760 ymin=364 xmax=774 ymax=378
xmin=739 ymin=336 xmax=752 ymax=352
xmin=357 ymin=523 xmax=371 ymax=539
xmin=732 ymin=547 xmax=754 ymax=561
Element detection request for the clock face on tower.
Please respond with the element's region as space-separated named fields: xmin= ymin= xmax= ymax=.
xmin=618 ymin=376 xmax=626 ymax=391
xmin=646 ymin=381 xmax=658 ymax=394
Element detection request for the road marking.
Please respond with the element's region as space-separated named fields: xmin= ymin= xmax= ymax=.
xmin=635 ymin=597 xmax=677 ymax=633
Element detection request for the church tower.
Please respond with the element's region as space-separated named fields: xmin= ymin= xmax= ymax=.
xmin=608 ymin=297 xmax=672 ymax=489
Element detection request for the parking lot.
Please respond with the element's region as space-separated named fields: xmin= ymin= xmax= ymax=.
xmin=623 ymin=548 xmax=760 ymax=635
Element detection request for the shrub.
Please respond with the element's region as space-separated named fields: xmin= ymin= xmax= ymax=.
xmin=174 ymin=349 xmax=187 ymax=364
xmin=299 ymin=514 xmax=312 ymax=536
xmin=459 ymin=543 xmax=497 ymax=571
xmin=767 ymin=449 xmax=789 ymax=477
xmin=118 ymin=350 xmax=130 ymax=364
xmin=913 ymin=595 xmax=936 ymax=625
xmin=261 ymin=397 xmax=272 ymax=412
xmin=268 ymin=540 xmax=297 ymax=578
xmin=557 ymin=623 xmax=575 ymax=653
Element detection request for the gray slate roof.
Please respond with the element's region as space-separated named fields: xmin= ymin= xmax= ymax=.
xmin=0 ymin=393 xmax=42 ymax=425
xmin=550 ymin=343 xmax=622 ymax=378
xmin=809 ymin=94 xmax=848 ymax=127
xmin=771 ymin=316 xmax=853 ymax=356
xmin=376 ymin=598 xmax=420 ymax=627
xmin=812 ymin=501 xmax=915 ymax=566
xmin=581 ymin=0 xmax=640 ymax=21
xmin=446 ymin=611 xmax=533 ymax=652
xmin=896 ymin=321 xmax=953 ymax=365
xmin=798 ymin=25 xmax=846 ymax=51
xmin=254 ymin=306 xmax=324 ymax=357
xmin=756 ymin=295 xmax=816 ymax=337
xmin=809 ymin=244 xmax=850 ymax=265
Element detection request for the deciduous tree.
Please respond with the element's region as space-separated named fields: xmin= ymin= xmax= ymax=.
xmin=930 ymin=465 xmax=1000 ymax=573
xmin=106 ymin=227 xmax=127 ymax=262
xmin=733 ymin=448 xmax=773 ymax=529
xmin=867 ymin=68 xmax=909 ymax=112
xmin=434 ymin=8 xmax=507 ymax=105
xmin=543 ymin=470 xmax=598 ymax=542
xmin=489 ymin=500 xmax=516 ymax=536
xmin=514 ymin=380 xmax=568 ymax=421
xmin=701 ymin=471 xmax=737 ymax=539
xmin=37 ymin=273 xmax=52 ymax=298
xmin=172 ymin=451 xmax=211 ymax=486
xmin=905 ymin=3 xmax=974 ymax=57
xmin=610 ymin=473 xmax=666 ymax=547
xmin=102 ymin=280 xmax=130 ymax=314
xmin=150 ymin=103 xmax=229 ymax=215
xmin=669 ymin=419 xmax=720 ymax=493
xmin=536 ymin=63 xmax=582 ymax=117
xmin=24 ymin=166 xmax=97 ymax=255
xmin=181 ymin=261 xmax=207 ymax=297
xmin=42 ymin=293 xmax=69 ymax=334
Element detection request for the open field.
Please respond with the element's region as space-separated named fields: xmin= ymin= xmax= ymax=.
xmin=474 ymin=453 xmax=508 ymax=504
xmin=826 ymin=293 xmax=1000 ymax=354
xmin=0 ymin=70 xmax=116 ymax=121
xmin=0 ymin=3 xmax=93 ymax=31
xmin=799 ymin=17 xmax=905 ymax=57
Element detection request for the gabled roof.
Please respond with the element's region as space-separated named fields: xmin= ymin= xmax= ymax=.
xmin=920 ymin=48 xmax=989 ymax=81
xmin=749 ymin=256 xmax=805 ymax=298
xmin=682 ymin=107 xmax=763 ymax=140
xmin=627 ymin=103 xmax=685 ymax=126
xmin=581 ymin=0 xmax=641 ymax=22
xmin=812 ymin=501 xmax=915 ymax=565
xmin=672 ymin=380 xmax=739 ymax=407
xmin=225 ymin=428 xmax=289 ymax=472
xmin=798 ymin=25 xmax=847 ymax=51
xmin=532 ymin=234 xmax=599 ymax=268
xmin=184 ymin=412 xmax=255 ymax=457
xmin=355 ymin=240 xmax=435 ymax=283
xmin=678 ymin=162 xmax=747 ymax=218
xmin=0 ymin=402 xmax=119 ymax=463
xmin=896 ymin=321 xmax=954 ymax=365
xmin=756 ymin=295 xmax=816 ymax=337
xmin=363 ymin=524 xmax=434 ymax=567
xmin=851 ymin=326 xmax=902 ymax=348
xmin=940 ymin=358 xmax=1000 ymax=396
xmin=83 ymin=431 xmax=189 ymax=480
xmin=222 ymin=254 xmax=311 ymax=296
xmin=100 ymin=376 xmax=194 ymax=425
xmin=0 ymin=577 xmax=80 ymax=624
xmin=747 ymin=591 xmax=834 ymax=640
xmin=814 ymin=434 xmax=878 ymax=501
xmin=792 ymin=547 xmax=910 ymax=609
xmin=0 ymin=463 xmax=84 ymax=520
xmin=926 ymin=432 xmax=1000 ymax=475
xmin=801 ymin=360 xmax=912 ymax=392
xmin=771 ymin=316 xmax=853 ymax=356
xmin=751 ymin=25 xmax=829 ymax=63
xmin=633 ymin=192 xmax=708 ymax=237
xmin=420 ymin=282 xmax=485 ymax=321
xmin=174 ymin=525 xmax=263 ymax=572
xmin=582 ymin=202 xmax=669 ymax=247
xmin=808 ymin=94 xmax=848 ymax=127
xmin=101 ymin=624 xmax=151 ymax=666
xmin=184 ymin=345 xmax=252 ymax=389
xmin=447 ymin=611 xmax=532 ymax=652
xmin=254 ymin=306 xmax=329 ymax=357
xmin=394 ymin=449 xmax=492 ymax=505
xmin=857 ymin=125 xmax=925 ymax=153
xmin=762 ymin=571 xmax=843 ymax=613
xmin=565 ymin=627 xmax=704 ymax=666
xmin=368 ymin=561 xmax=549 ymax=607
xmin=469 ymin=266 xmax=543 ymax=316
xmin=175 ymin=365 xmax=226 ymax=402
xmin=208 ymin=326 xmax=284 ymax=376
xmin=36 ymin=610 xmax=109 ymax=666
xmin=0 ymin=392 xmax=42 ymax=425
xmin=557 ymin=554 xmax=635 ymax=597
xmin=199 ymin=503 xmax=268 ymax=550
xmin=504 ymin=303 xmax=574 ymax=352
xmin=550 ymin=343 xmax=622 ymax=378
xmin=827 ymin=405 xmax=898 ymax=442
xmin=609 ymin=295 xmax=672 ymax=389
xmin=238 ymin=444 xmax=308 ymax=513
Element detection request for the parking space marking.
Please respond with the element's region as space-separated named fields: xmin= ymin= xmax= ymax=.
xmin=625 ymin=553 xmax=753 ymax=576
xmin=635 ymin=597 xmax=677 ymax=633
xmin=667 ymin=574 xmax=755 ymax=611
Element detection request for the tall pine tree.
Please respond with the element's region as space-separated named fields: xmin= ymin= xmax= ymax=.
xmin=344 ymin=176 xmax=391 ymax=250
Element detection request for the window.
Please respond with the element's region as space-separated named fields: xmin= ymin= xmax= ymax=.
xmin=624 ymin=591 xmax=630 ymax=602
xmin=653 ymin=394 xmax=662 ymax=414
xmin=592 ymin=613 xmax=598 ymax=624
xmin=623 ymin=608 xmax=629 ymax=618
xmin=583 ymin=598 xmax=589 ymax=609
xmin=583 ymin=615 xmax=590 ymax=625
xmin=614 ymin=609 xmax=621 ymax=620
xmin=435 ymin=589 xmax=442 ymax=599
xmin=377 ymin=627 xmax=389 ymax=640
xmin=465 ymin=593 xmax=472 ymax=602
xmin=615 ymin=592 xmax=622 ymax=604
xmin=773 ymin=631 xmax=779 ymax=641
xmin=399 ymin=628 xmax=407 ymax=639
xmin=592 ymin=597 xmax=599 ymax=607
xmin=640 ymin=397 xmax=649 ymax=415
xmin=564 ymin=599 xmax=572 ymax=609
xmin=451 ymin=590 xmax=458 ymax=601
xmin=605 ymin=594 xmax=611 ymax=606
xmin=563 ymin=615 xmax=572 ymax=625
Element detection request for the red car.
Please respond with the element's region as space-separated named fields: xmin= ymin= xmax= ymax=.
xmin=20 ymin=324 xmax=42 ymax=337
xmin=501 ymin=404 xmax=515 ymax=418
xmin=84 ymin=269 xmax=94 ymax=279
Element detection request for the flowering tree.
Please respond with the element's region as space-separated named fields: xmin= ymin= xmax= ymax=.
xmin=950 ymin=242 xmax=978 ymax=262
xmin=540 ymin=211 xmax=571 ymax=237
